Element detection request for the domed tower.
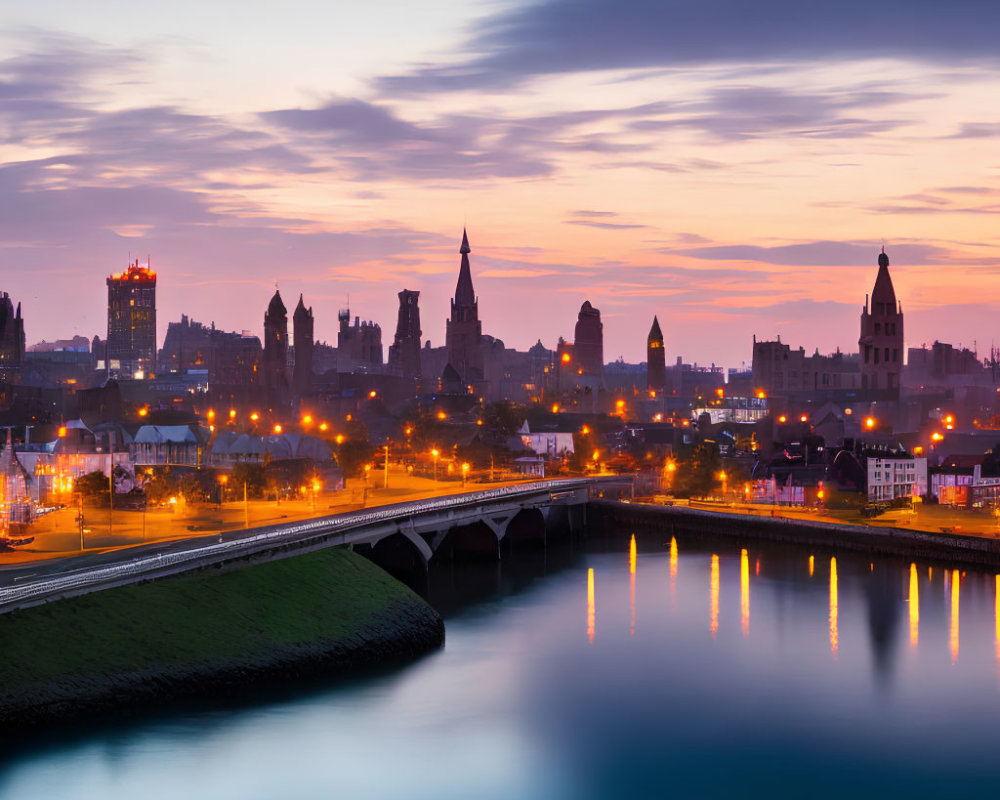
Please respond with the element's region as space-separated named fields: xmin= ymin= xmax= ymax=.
xmin=647 ymin=315 xmax=666 ymax=393
xmin=573 ymin=301 xmax=604 ymax=379
xmin=859 ymin=248 xmax=903 ymax=400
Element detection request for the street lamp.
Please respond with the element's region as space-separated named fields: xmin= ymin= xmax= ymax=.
xmin=384 ymin=444 xmax=390 ymax=489
xmin=462 ymin=462 xmax=470 ymax=487
xmin=431 ymin=448 xmax=440 ymax=481
xmin=719 ymin=470 xmax=728 ymax=501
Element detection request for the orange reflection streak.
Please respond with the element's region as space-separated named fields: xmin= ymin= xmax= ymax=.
xmin=995 ymin=575 xmax=1000 ymax=672
xmin=710 ymin=554 xmax=720 ymax=638
xmin=909 ymin=563 xmax=919 ymax=649
xmin=950 ymin=569 xmax=960 ymax=664
xmin=740 ymin=548 xmax=750 ymax=638
xmin=829 ymin=557 xmax=839 ymax=660
xmin=669 ymin=536 xmax=678 ymax=601
xmin=629 ymin=535 xmax=636 ymax=637
xmin=809 ymin=555 xmax=815 ymax=578
xmin=587 ymin=568 xmax=595 ymax=644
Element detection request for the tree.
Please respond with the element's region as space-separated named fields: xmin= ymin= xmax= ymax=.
xmin=673 ymin=442 xmax=722 ymax=498
xmin=76 ymin=470 xmax=110 ymax=505
xmin=232 ymin=462 xmax=267 ymax=498
xmin=482 ymin=401 xmax=527 ymax=445
xmin=336 ymin=438 xmax=375 ymax=481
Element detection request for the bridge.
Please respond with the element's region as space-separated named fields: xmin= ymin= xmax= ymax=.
xmin=0 ymin=476 xmax=633 ymax=614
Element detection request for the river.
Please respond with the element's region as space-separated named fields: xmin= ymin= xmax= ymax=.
xmin=2 ymin=530 xmax=1000 ymax=798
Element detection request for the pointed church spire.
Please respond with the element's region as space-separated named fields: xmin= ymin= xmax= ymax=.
xmin=454 ymin=228 xmax=476 ymax=307
xmin=648 ymin=315 xmax=663 ymax=343
xmin=871 ymin=247 xmax=896 ymax=308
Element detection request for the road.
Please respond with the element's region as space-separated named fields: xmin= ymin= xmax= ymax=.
xmin=0 ymin=478 xmax=621 ymax=614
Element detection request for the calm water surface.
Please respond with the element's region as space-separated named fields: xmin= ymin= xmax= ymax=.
xmin=3 ymin=532 xmax=1000 ymax=799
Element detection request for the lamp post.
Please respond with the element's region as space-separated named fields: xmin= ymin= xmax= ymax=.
xmin=462 ymin=462 xmax=470 ymax=487
xmin=384 ymin=444 xmax=390 ymax=490
xmin=431 ymin=448 xmax=440 ymax=481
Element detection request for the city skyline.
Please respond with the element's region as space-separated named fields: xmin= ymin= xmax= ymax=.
xmin=4 ymin=2 xmax=1000 ymax=365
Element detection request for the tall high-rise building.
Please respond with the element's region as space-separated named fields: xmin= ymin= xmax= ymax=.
xmin=293 ymin=294 xmax=314 ymax=398
xmin=388 ymin=289 xmax=422 ymax=379
xmin=263 ymin=290 xmax=289 ymax=409
xmin=647 ymin=315 xmax=665 ymax=392
xmin=106 ymin=259 xmax=156 ymax=379
xmin=0 ymin=292 xmax=25 ymax=379
xmin=859 ymin=248 xmax=904 ymax=399
xmin=573 ymin=301 xmax=604 ymax=379
xmin=445 ymin=229 xmax=483 ymax=383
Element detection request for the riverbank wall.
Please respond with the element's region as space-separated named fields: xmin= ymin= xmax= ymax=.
xmin=589 ymin=501 xmax=1000 ymax=569
xmin=0 ymin=547 xmax=443 ymax=731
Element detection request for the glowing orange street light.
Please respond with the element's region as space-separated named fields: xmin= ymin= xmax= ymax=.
xmin=551 ymin=403 xmax=560 ymax=414
xmin=405 ymin=427 xmax=412 ymax=436
xmin=476 ymin=418 xmax=483 ymax=426
xmin=335 ymin=434 xmax=345 ymax=445
xmin=319 ymin=422 xmax=328 ymax=432
xmin=138 ymin=408 xmax=148 ymax=417
xmin=799 ymin=414 xmax=809 ymax=423
xmin=369 ymin=390 xmax=377 ymax=398
xmin=865 ymin=417 xmax=876 ymax=430
xmin=462 ymin=462 xmax=470 ymax=486
xmin=302 ymin=414 xmax=313 ymax=425
xmin=653 ymin=413 xmax=663 ymax=422
xmin=561 ymin=352 xmax=571 ymax=364
xmin=931 ymin=432 xmax=944 ymax=443
xmin=437 ymin=410 xmax=447 ymax=420
xmin=229 ymin=409 xmax=236 ymax=419
xmin=715 ymin=388 xmax=725 ymax=399
xmin=581 ymin=425 xmax=590 ymax=435
xmin=756 ymin=390 xmax=767 ymax=399
xmin=57 ymin=425 xmax=67 ymax=438
xmin=778 ymin=415 xmax=787 ymax=423
xmin=207 ymin=409 xmax=216 ymax=421
xmin=944 ymin=414 xmax=955 ymax=430
xmin=273 ymin=424 xmax=283 ymax=434
xmin=431 ymin=448 xmax=440 ymax=481
xmin=250 ymin=412 xmax=260 ymax=422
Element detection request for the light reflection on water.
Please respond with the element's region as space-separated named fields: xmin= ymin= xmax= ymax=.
xmin=5 ymin=535 xmax=1000 ymax=799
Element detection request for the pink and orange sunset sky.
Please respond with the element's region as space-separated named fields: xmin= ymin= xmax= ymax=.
xmin=3 ymin=0 xmax=1000 ymax=367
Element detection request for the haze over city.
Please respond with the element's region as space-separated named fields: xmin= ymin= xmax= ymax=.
xmin=4 ymin=1 xmax=1000 ymax=364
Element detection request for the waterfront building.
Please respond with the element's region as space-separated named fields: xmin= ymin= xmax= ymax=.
xmin=647 ymin=316 xmax=666 ymax=393
xmin=293 ymin=295 xmax=314 ymax=399
xmin=866 ymin=455 xmax=926 ymax=503
xmin=387 ymin=289 xmax=422 ymax=379
xmin=445 ymin=229 xmax=484 ymax=384
xmin=106 ymin=260 xmax=157 ymax=379
xmin=859 ymin=248 xmax=904 ymax=400
xmin=263 ymin=290 xmax=290 ymax=410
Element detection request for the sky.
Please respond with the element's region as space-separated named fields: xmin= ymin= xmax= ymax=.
xmin=3 ymin=0 xmax=1000 ymax=368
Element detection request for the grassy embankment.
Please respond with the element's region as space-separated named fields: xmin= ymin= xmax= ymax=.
xmin=0 ymin=547 xmax=444 ymax=728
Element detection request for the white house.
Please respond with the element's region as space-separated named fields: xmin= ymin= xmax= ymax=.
xmin=867 ymin=457 xmax=927 ymax=503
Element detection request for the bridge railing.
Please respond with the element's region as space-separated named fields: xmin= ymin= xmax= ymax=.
xmin=0 ymin=476 xmax=630 ymax=612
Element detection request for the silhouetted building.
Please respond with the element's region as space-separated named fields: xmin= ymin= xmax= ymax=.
xmin=445 ymin=229 xmax=483 ymax=384
xmin=159 ymin=315 xmax=262 ymax=386
xmin=647 ymin=315 xmax=665 ymax=392
xmin=106 ymin=260 xmax=156 ymax=379
xmin=338 ymin=308 xmax=382 ymax=371
xmin=388 ymin=289 xmax=422 ymax=379
xmin=263 ymin=290 xmax=290 ymax=409
xmin=752 ymin=337 xmax=860 ymax=398
xmin=293 ymin=294 xmax=314 ymax=398
xmin=860 ymin=248 xmax=903 ymax=400
xmin=0 ymin=292 xmax=25 ymax=380
xmin=574 ymin=301 xmax=604 ymax=380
